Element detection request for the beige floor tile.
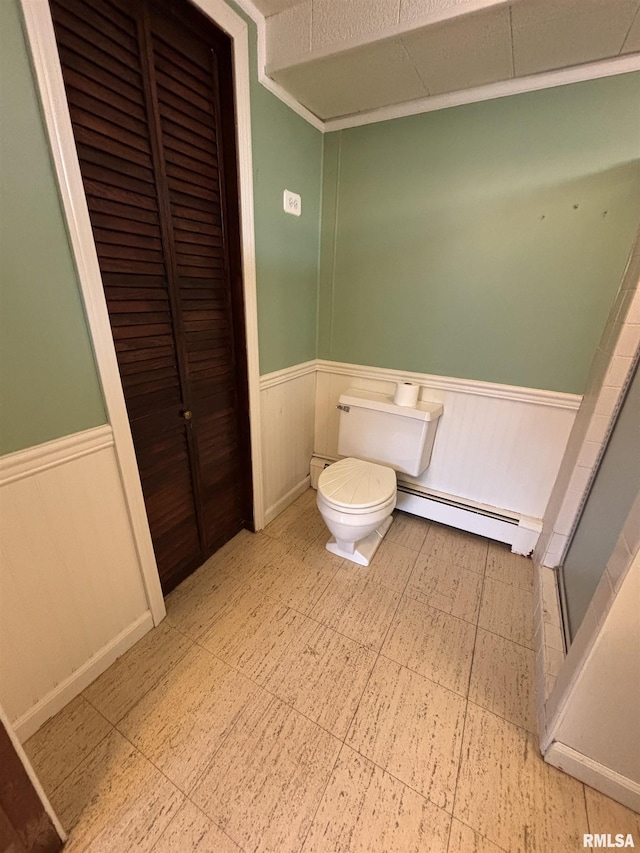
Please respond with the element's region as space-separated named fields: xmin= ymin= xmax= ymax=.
xmin=486 ymin=542 xmax=534 ymax=591
xmin=153 ymin=800 xmax=241 ymax=853
xmin=291 ymin=487 xmax=319 ymax=513
xmin=223 ymin=529 xmax=293 ymax=580
xmin=454 ymin=703 xmax=588 ymax=852
xmin=585 ymin=785 xmax=640 ymax=839
xmin=406 ymin=552 xmax=484 ymax=623
xmin=298 ymin=538 xmax=347 ymax=574
xmin=83 ymin=622 xmax=192 ymax=724
xmin=310 ymin=573 xmax=401 ymax=651
xmin=303 ymin=746 xmax=451 ymax=853
xmin=386 ymin=511 xmax=430 ymax=552
xmin=165 ymin=531 xmax=292 ymax=639
xmin=117 ymin=645 xmax=257 ymax=793
xmin=273 ymin=515 xmax=350 ymax=574
xmin=382 ymin=596 xmax=476 ymax=696
xmin=24 ymin=695 xmax=112 ymax=795
xmin=197 ymin=585 xmax=311 ymax=684
xmin=264 ymin=620 xmax=377 ymax=738
xmin=478 ymin=578 xmax=534 ymax=649
xmin=346 ymin=657 xmax=465 ymax=811
xmin=263 ymin=496 xmax=310 ymax=540
xmin=421 ymin=524 xmax=488 ymax=573
xmin=469 ymin=629 xmax=536 ymax=733
xmin=247 ymin=547 xmax=337 ymax=615
xmin=266 ymin=502 xmax=329 ymax=558
xmin=197 ymin=529 xmax=279 ymax=585
xmin=337 ymin=538 xmax=418 ymax=594
xmin=50 ymin=729 xmax=183 ymax=853
xmin=286 ymin=524 xmax=332 ymax=562
xmin=447 ymin=819 xmax=506 ymax=852
xmin=191 ymin=692 xmax=341 ymax=853
xmin=164 ymin=563 xmax=247 ymax=641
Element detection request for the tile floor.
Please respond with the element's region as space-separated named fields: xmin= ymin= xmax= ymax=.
xmin=25 ymin=490 xmax=640 ymax=852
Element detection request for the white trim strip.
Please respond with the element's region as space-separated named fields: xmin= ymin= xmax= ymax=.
xmin=260 ymin=359 xmax=317 ymax=390
xmin=545 ymin=742 xmax=640 ymax=813
xmin=12 ymin=612 xmax=154 ymax=742
xmin=317 ymin=359 xmax=582 ymax=409
xmin=0 ymin=703 xmax=66 ymax=840
xmin=0 ymin=425 xmax=113 ymax=486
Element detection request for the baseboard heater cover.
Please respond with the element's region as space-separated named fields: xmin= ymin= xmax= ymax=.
xmin=310 ymin=456 xmax=541 ymax=555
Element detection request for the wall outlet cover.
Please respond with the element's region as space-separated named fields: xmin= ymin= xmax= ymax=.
xmin=283 ymin=189 xmax=301 ymax=216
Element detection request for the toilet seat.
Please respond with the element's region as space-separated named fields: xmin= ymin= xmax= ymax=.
xmin=318 ymin=457 xmax=396 ymax=513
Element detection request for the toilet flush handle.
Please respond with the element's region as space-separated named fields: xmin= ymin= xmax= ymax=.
xmin=336 ymin=404 xmax=350 ymax=412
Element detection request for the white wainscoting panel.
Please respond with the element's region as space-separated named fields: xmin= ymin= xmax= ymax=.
xmin=315 ymin=361 xmax=580 ymax=522
xmin=0 ymin=427 xmax=152 ymax=737
xmin=260 ymin=361 xmax=316 ymax=525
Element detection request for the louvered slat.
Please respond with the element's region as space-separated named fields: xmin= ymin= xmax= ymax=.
xmin=52 ymin=0 xmax=252 ymax=591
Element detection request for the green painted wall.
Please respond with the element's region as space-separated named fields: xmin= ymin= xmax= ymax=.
xmin=228 ymin=0 xmax=323 ymax=375
xmin=0 ymin=0 xmax=106 ymax=455
xmin=319 ymin=75 xmax=640 ymax=394
xmin=250 ymin=79 xmax=323 ymax=375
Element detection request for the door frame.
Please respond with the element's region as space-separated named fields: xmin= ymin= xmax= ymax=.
xmin=20 ymin=0 xmax=265 ymax=623
xmin=0 ymin=703 xmax=66 ymax=849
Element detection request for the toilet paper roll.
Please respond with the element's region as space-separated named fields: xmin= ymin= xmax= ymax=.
xmin=393 ymin=381 xmax=420 ymax=407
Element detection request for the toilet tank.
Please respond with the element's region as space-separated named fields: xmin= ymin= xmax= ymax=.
xmin=337 ymin=389 xmax=443 ymax=477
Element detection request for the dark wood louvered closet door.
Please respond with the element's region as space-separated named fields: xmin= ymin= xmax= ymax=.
xmin=50 ymin=0 xmax=253 ymax=593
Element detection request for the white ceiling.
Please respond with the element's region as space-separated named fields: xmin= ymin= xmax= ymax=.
xmin=252 ymin=0 xmax=640 ymax=122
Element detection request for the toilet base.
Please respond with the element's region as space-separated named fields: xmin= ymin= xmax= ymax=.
xmin=325 ymin=515 xmax=394 ymax=566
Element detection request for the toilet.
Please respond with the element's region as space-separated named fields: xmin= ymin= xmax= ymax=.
xmin=317 ymin=388 xmax=443 ymax=566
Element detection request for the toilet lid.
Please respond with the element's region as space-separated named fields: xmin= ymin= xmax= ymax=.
xmin=318 ymin=458 xmax=396 ymax=510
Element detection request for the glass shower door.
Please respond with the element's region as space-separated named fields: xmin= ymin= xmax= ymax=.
xmin=560 ymin=359 xmax=639 ymax=641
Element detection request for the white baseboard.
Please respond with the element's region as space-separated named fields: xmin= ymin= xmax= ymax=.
xmin=545 ymin=742 xmax=640 ymax=813
xmin=263 ymin=476 xmax=311 ymax=526
xmin=13 ymin=612 xmax=154 ymax=742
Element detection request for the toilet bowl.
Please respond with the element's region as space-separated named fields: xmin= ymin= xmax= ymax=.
xmin=317 ymin=457 xmax=397 ymax=566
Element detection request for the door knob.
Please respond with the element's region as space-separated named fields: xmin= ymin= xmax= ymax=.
xmin=181 ymin=410 xmax=193 ymax=421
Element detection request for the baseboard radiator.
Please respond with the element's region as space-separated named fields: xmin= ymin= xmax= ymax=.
xmin=310 ymin=455 xmax=541 ymax=555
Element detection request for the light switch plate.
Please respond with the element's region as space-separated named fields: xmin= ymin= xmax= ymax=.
xmin=283 ymin=189 xmax=301 ymax=217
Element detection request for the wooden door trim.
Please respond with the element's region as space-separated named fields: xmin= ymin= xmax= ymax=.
xmin=20 ymin=0 xmax=265 ymax=621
